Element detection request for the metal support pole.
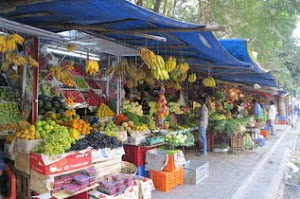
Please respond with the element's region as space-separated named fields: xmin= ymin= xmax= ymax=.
xmin=32 ymin=37 xmax=39 ymax=124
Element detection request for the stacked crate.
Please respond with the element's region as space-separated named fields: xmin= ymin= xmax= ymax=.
xmin=149 ymin=154 xmax=184 ymax=192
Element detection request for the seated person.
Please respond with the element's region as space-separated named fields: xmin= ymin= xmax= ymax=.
xmin=0 ymin=149 xmax=4 ymax=199
xmin=231 ymin=100 xmax=240 ymax=117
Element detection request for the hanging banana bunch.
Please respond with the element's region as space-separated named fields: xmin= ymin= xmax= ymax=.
xmin=85 ymin=59 xmax=99 ymax=75
xmin=202 ymin=77 xmax=216 ymax=87
xmin=0 ymin=33 xmax=24 ymax=53
xmin=5 ymin=53 xmax=27 ymax=66
xmin=140 ymin=48 xmax=157 ymax=68
xmin=114 ymin=59 xmax=129 ymax=78
xmin=188 ymin=73 xmax=197 ymax=83
xmin=174 ymin=82 xmax=183 ymax=91
xmin=65 ymin=44 xmax=76 ymax=52
xmin=165 ymin=56 xmax=176 ymax=72
xmin=26 ymin=56 xmax=39 ymax=67
xmin=50 ymin=66 xmax=75 ymax=87
xmin=178 ymin=62 xmax=190 ymax=73
xmin=7 ymin=69 xmax=19 ymax=82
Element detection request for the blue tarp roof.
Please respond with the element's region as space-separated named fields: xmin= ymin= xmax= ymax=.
xmin=219 ymin=39 xmax=277 ymax=87
xmin=1 ymin=0 xmax=277 ymax=87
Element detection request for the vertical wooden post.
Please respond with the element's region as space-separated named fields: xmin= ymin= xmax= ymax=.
xmin=32 ymin=37 xmax=39 ymax=124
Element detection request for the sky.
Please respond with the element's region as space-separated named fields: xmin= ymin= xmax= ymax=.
xmin=293 ymin=20 xmax=300 ymax=45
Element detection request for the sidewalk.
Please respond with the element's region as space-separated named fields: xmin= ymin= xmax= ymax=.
xmin=152 ymin=125 xmax=290 ymax=199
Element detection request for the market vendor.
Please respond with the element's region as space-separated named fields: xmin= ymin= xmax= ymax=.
xmin=252 ymin=99 xmax=263 ymax=117
xmin=0 ymin=149 xmax=4 ymax=176
xmin=231 ymin=100 xmax=240 ymax=118
xmin=198 ymin=96 xmax=209 ymax=156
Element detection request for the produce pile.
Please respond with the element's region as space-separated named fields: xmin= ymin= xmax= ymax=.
xmin=38 ymin=95 xmax=67 ymax=115
xmin=96 ymin=104 xmax=115 ymax=118
xmin=122 ymin=100 xmax=143 ymax=116
xmin=164 ymin=132 xmax=195 ymax=148
xmin=0 ymin=102 xmax=19 ymax=124
xmin=168 ymin=102 xmax=183 ymax=114
xmin=33 ymin=124 xmax=75 ymax=156
xmin=0 ymin=87 xmax=15 ymax=101
xmin=74 ymin=76 xmax=89 ymax=89
xmin=62 ymin=90 xmax=86 ymax=104
xmin=68 ymin=131 xmax=122 ymax=151
xmin=83 ymin=90 xmax=107 ymax=106
xmin=93 ymin=120 xmax=121 ymax=132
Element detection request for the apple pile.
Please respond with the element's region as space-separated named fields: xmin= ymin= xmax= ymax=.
xmin=83 ymin=90 xmax=107 ymax=106
xmin=62 ymin=90 xmax=86 ymax=103
xmin=85 ymin=79 xmax=100 ymax=89
xmin=69 ymin=65 xmax=88 ymax=77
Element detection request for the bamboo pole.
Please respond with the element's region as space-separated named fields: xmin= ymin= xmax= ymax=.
xmin=38 ymin=23 xmax=225 ymax=33
xmin=8 ymin=11 xmax=52 ymax=19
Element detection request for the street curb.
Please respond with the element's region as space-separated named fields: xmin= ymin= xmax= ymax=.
xmin=230 ymin=125 xmax=291 ymax=199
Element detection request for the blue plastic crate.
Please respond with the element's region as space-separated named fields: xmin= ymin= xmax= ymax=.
xmin=277 ymin=115 xmax=286 ymax=121
xmin=137 ymin=165 xmax=149 ymax=177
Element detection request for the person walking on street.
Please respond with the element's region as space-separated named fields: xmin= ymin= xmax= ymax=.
xmin=268 ymin=101 xmax=277 ymax=135
xmin=198 ymin=96 xmax=209 ymax=156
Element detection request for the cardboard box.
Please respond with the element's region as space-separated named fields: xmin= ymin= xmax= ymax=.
xmin=30 ymin=151 xmax=91 ymax=175
xmin=15 ymin=151 xmax=30 ymax=174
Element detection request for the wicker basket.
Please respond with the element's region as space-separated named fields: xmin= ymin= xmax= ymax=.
xmin=120 ymin=161 xmax=137 ymax=176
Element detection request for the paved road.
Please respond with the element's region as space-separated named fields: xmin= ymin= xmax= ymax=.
xmin=152 ymin=125 xmax=289 ymax=199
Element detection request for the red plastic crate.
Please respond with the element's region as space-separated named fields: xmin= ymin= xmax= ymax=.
xmin=3 ymin=166 xmax=16 ymax=199
xmin=150 ymin=166 xmax=183 ymax=192
xmin=123 ymin=145 xmax=157 ymax=167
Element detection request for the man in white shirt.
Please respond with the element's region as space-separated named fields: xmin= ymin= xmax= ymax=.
xmin=268 ymin=101 xmax=277 ymax=135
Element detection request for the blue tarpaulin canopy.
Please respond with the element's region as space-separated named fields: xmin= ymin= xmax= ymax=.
xmin=0 ymin=0 xmax=277 ymax=87
xmin=218 ymin=39 xmax=277 ymax=87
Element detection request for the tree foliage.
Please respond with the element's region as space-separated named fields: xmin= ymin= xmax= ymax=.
xmin=131 ymin=0 xmax=300 ymax=91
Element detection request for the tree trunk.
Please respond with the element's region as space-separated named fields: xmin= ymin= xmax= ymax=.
xmin=163 ymin=0 xmax=168 ymax=16
xmin=153 ymin=0 xmax=162 ymax=13
xmin=136 ymin=0 xmax=143 ymax=6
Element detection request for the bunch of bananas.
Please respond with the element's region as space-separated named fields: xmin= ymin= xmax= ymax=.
xmin=114 ymin=59 xmax=129 ymax=77
xmin=144 ymin=73 xmax=155 ymax=85
xmin=188 ymin=73 xmax=197 ymax=83
xmin=178 ymin=62 xmax=190 ymax=73
xmin=174 ymin=82 xmax=183 ymax=90
xmin=177 ymin=72 xmax=187 ymax=82
xmin=50 ymin=66 xmax=75 ymax=87
xmin=5 ymin=53 xmax=26 ymax=66
xmin=140 ymin=48 xmax=157 ymax=68
xmin=64 ymin=109 xmax=76 ymax=117
xmin=0 ymin=33 xmax=24 ymax=53
xmin=165 ymin=56 xmax=176 ymax=72
xmin=202 ymin=77 xmax=216 ymax=87
xmin=152 ymin=55 xmax=170 ymax=80
xmin=65 ymin=98 xmax=75 ymax=106
xmin=85 ymin=60 xmax=99 ymax=75
xmin=26 ymin=56 xmax=39 ymax=67
xmin=7 ymin=70 xmax=19 ymax=82
xmin=66 ymin=44 xmax=76 ymax=52
xmin=127 ymin=64 xmax=146 ymax=80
